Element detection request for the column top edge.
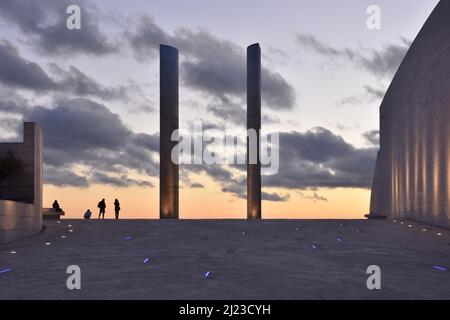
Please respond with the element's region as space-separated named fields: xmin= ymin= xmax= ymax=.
xmin=247 ymin=43 xmax=261 ymax=49
xmin=160 ymin=44 xmax=179 ymax=52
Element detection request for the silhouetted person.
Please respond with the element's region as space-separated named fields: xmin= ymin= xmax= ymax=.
xmin=97 ymin=199 xmax=106 ymax=219
xmin=114 ymin=199 xmax=121 ymax=219
xmin=84 ymin=209 xmax=92 ymax=219
xmin=52 ymin=200 xmax=63 ymax=213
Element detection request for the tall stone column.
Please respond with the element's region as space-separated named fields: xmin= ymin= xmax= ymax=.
xmin=160 ymin=44 xmax=179 ymax=219
xmin=247 ymin=43 xmax=262 ymax=219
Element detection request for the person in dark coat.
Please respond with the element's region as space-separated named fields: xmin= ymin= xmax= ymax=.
xmin=52 ymin=200 xmax=63 ymax=213
xmin=98 ymin=199 xmax=106 ymax=219
xmin=114 ymin=199 xmax=121 ymax=220
xmin=83 ymin=209 xmax=92 ymax=219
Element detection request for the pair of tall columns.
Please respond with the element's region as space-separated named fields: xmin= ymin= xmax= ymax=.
xmin=159 ymin=44 xmax=261 ymax=219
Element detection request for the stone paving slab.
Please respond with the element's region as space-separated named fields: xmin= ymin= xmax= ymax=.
xmin=0 ymin=219 xmax=449 ymax=300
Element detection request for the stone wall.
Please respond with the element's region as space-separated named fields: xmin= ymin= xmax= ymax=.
xmin=369 ymin=1 xmax=450 ymax=229
xmin=0 ymin=122 xmax=43 ymax=243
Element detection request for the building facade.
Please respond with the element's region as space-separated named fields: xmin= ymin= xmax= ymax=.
xmin=369 ymin=1 xmax=450 ymax=229
xmin=0 ymin=122 xmax=43 ymax=243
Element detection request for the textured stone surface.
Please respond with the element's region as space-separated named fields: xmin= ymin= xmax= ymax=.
xmin=0 ymin=219 xmax=449 ymax=299
xmin=0 ymin=123 xmax=43 ymax=244
xmin=159 ymin=45 xmax=179 ymax=219
xmin=370 ymin=1 xmax=450 ymax=229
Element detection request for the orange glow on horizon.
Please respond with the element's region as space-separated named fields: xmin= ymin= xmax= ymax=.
xmin=43 ymin=182 xmax=370 ymax=220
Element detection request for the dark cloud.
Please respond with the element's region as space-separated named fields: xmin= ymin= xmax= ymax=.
xmin=1 ymin=95 xmax=376 ymax=193
xmin=0 ymin=94 xmax=30 ymax=116
xmin=0 ymin=0 xmax=117 ymax=56
xmin=180 ymin=127 xmax=376 ymax=199
xmin=262 ymin=70 xmax=296 ymax=111
xmin=2 ymin=4 xmax=294 ymax=115
xmin=362 ymin=130 xmax=380 ymax=147
xmin=126 ymin=17 xmax=296 ymax=111
xmin=44 ymin=166 xmax=89 ymax=188
xmin=207 ymin=99 xmax=246 ymax=125
xmin=131 ymin=133 xmax=159 ymax=153
xmin=263 ymin=128 xmax=377 ymax=189
xmin=0 ymin=117 xmax=20 ymax=131
xmin=296 ymin=33 xmax=411 ymax=78
xmin=185 ymin=164 xmax=246 ymax=199
xmin=2 ymin=97 xmax=377 ymax=193
xmin=0 ymin=40 xmax=57 ymax=91
xmin=359 ymin=38 xmax=412 ymax=78
xmin=2 ymin=98 xmax=158 ymax=188
xmin=190 ymin=183 xmax=204 ymax=189
xmin=129 ymin=105 xmax=155 ymax=114
xmin=261 ymin=191 xmax=290 ymax=202
xmin=339 ymin=85 xmax=386 ymax=106
xmin=225 ymin=185 xmax=290 ymax=203
xmin=297 ymin=191 xmax=328 ymax=203
xmin=264 ymin=46 xmax=292 ymax=66
xmin=26 ymin=99 xmax=130 ymax=153
xmin=91 ymin=171 xmax=153 ymax=188
xmin=124 ymin=16 xmax=168 ymax=60
xmin=262 ymin=113 xmax=281 ymax=125
xmin=363 ymin=85 xmax=386 ymax=101
xmin=50 ymin=64 xmax=127 ymax=100
xmin=296 ymin=33 xmax=356 ymax=60
xmin=0 ymin=116 xmax=21 ymax=141
xmin=0 ymin=41 xmax=127 ymax=100
xmin=297 ymin=34 xmax=393 ymax=107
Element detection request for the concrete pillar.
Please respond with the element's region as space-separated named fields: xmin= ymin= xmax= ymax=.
xmin=160 ymin=44 xmax=179 ymax=219
xmin=247 ymin=43 xmax=262 ymax=219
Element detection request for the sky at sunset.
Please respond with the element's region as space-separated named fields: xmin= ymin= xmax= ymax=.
xmin=0 ymin=0 xmax=440 ymax=219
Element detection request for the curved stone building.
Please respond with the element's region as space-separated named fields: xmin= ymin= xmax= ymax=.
xmin=369 ymin=1 xmax=450 ymax=229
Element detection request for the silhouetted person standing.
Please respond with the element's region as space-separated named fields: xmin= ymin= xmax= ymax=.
xmin=98 ymin=199 xmax=106 ymax=219
xmin=114 ymin=199 xmax=121 ymax=219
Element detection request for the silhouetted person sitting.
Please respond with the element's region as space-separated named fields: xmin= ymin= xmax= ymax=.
xmin=52 ymin=200 xmax=64 ymax=214
xmin=98 ymin=199 xmax=106 ymax=219
xmin=84 ymin=209 xmax=92 ymax=219
xmin=114 ymin=199 xmax=121 ymax=220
